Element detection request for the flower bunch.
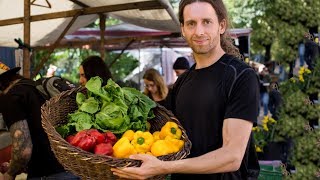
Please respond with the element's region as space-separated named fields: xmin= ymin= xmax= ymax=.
xmin=252 ymin=116 xmax=277 ymax=152
xmin=298 ymin=67 xmax=311 ymax=82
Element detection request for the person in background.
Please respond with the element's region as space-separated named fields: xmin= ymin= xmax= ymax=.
xmin=173 ymin=57 xmax=190 ymax=77
xmin=259 ymin=67 xmax=270 ymax=116
xmin=298 ymin=40 xmax=305 ymax=67
xmin=304 ymin=37 xmax=320 ymax=70
xmin=0 ymin=61 xmax=79 ymax=180
xmin=167 ymin=56 xmax=191 ymax=93
xmin=79 ymin=56 xmax=112 ymax=86
xmin=142 ymin=68 xmax=168 ymax=107
xmin=268 ymin=81 xmax=282 ymax=120
xmin=111 ymin=0 xmax=259 ymax=179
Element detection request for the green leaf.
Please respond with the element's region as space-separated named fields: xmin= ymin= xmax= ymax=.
xmin=79 ymin=97 xmax=100 ymax=114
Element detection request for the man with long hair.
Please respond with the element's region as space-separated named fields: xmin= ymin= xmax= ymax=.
xmin=112 ymin=0 xmax=259 ymax=179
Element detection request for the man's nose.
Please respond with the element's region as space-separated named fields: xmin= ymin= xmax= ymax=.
xmin=195 ymin=24 xmax=204 ymax=36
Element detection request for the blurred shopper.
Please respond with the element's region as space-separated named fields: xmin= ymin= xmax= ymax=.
xmin=298 ymin=40 xmax=305 ymax=67
xmin=0 ymin=61 xmax=79 ymax=180
xmin=173 ymin=57 xmax=190 ymax=77
xmin=259 ymin=67 xmax=271 ymax=116
xmin=304 ymin=38 xmax=320 ymax=70
xmin=143 ymin=68 xmax=168 ymax=107
xmin=268 ymin=82 xmax=282 ymax=120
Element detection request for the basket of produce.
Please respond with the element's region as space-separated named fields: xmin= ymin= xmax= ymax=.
xmin=41 ymin=77 xmax=191 ymax=179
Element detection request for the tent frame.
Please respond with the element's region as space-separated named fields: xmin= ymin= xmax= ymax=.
xmin=0 ymin=0 xmax=177 ymax=78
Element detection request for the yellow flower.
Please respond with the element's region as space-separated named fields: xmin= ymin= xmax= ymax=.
xmin=299 ymin=75 xmax=304 ymax=82
xmin=305 ymin=68 xmax=311 ymax=74
xmin=298 ymin=67 xmax=304 ymax=74
xmin=252 ymin=127 xmax=258 ymax=131
xmin=255 ymin=146 xmax=263 ymax=152
xmin=263 ymin=124 xmax=269 ymax=131
xmin=262 ymin=116 xmax=269 ymax=124
xmin=268 ymin=117 xmax=277 ymax=124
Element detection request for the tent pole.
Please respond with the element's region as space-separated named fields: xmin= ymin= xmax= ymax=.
xmin=31 ymin=11 xmax=81 ymax=78
xmin=99 ymin=14 xmax=106 ymax=60
xmin=23 ymin=0 xmax=31 ymax=78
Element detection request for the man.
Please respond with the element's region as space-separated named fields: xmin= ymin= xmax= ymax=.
xmin=111 ymin=0 xmax=259 ymax=179
xmin=173 ymin=56 xmax=190 ymax=77
xmin=0 ymin=61 xmax=78 ymax=180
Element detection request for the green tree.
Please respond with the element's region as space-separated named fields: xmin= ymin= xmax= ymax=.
xmin=32 ymin=49 xmax=139 ymax=85
xmin=105 ymin=52 xmax=139 ymax=82
xmin=231 ymin=0 xmax=320 ymax=66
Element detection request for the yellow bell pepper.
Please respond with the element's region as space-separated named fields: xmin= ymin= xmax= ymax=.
xmin=165 ymin=136 xmax=184 ymax=153
xmin=159 ymin=122 xmax=182 ymax=140
xmin=131 ymin=131 xmax=154 ymax=153
xmin=122 ymin=130 xmax=135 ymax=141
xmin=151 ymin=140 xmax=175 ymax=157
xmin=153 ymin=131 xmax=161 ymax=141
xmin=113 ymin=137 xmax=137 ymax=158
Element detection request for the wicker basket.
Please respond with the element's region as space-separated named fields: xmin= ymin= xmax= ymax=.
xmin=41 ymin=87 xmax=191 ymax=179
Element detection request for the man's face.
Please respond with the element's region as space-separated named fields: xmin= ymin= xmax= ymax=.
xmin=181 ymin=2 xmax=226 ymax=55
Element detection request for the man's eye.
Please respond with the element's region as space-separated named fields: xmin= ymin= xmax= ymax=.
xmin=187 ymin=22 xmax=195 ymax=27
xmin=204 ymin=20 xmax=211 ymax=25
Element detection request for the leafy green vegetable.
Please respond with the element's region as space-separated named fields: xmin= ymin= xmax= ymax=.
xmin=57 ymin=77 xmax=156 ymax=137
xmin=79 ymin=97 xmax=100 ymax=114
xmin=76 ymin=92 xmax=86 ymax=106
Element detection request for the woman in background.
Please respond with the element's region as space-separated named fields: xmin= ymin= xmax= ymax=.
xmin=79 ymin=56 xmax=112 ymax=86
xmin=143 ymin=68 xmax=168 ymax=107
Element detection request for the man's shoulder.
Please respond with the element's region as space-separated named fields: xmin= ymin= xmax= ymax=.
xmin=220 ymin=54 xmax=254 ymax=77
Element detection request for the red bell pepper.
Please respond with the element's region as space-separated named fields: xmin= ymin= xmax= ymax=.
xmin=87 ymin=129 xmax=105 ymax=144
xmin=94 ymin=143 xmax=113 ymax=156
xmin=104 ymin=131 xmax=117 ymax=146
xmin=77 ymin=135 xmax=96 ymax=152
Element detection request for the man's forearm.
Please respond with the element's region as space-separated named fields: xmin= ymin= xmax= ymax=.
xmin=8 ymin=120 xmax=32 ymax=176
xmin=163 ymin=147 xmax=242 ymax=175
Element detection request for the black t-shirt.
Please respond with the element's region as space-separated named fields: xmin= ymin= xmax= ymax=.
xmin=171 ymin=54 xmax=259 ymax=180
xmin=1 ymin=78 xmax=65 ymax=177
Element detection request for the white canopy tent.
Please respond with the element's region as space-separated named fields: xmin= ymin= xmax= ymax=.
xmin=0 ymin=0 xmax=179 ymax=77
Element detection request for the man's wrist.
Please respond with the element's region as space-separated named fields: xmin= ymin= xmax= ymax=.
xmin=161 ymin=161 xmax=173 ymax=174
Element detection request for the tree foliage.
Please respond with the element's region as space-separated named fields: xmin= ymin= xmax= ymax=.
xmin=32 ymin=48 xmax=139 ymax=85
xmin=230 ymin=0 xmax=320 ymax=65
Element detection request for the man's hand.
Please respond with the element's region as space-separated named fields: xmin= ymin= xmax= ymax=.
xmin=111 ymin=154 xmax=167 ymax=179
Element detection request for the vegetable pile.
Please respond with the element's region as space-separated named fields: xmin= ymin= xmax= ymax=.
xmin=55 ymin=77 xmax=184 ymax=158
xmin=56 ymin=77 xmax=156 ymax=137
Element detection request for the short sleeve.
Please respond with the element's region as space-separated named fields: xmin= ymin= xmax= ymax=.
xmin=224 ymin=69 xmax=259 ymax=124
xmin=2 ymin=94 xmax=27 ymax=128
